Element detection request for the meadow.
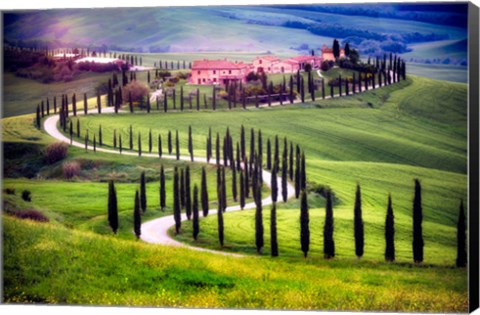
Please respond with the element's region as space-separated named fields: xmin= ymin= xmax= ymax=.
xmin=2 ymin=72 xmax=469 ymax=311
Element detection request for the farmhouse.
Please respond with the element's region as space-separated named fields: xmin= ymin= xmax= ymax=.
xmin=190 ymin=59 xmax=251 ymax=85
xmin=321 ymin=44 xmax=345 ymax=62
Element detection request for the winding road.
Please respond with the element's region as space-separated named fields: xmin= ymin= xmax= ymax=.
xmin=44 ymin=107 xmax=295 ymax=257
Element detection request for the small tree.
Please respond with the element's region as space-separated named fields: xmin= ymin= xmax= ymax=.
xmin=201 ymin=167 xmax=209 ymax=217
xmin=175 ymin=130 xmax=180 ymax=160
xmin=188 ymin=125 xmax=194 ymax=161
xmin=185 ymin=166 xmax=192 ymax=220
xmin=173 ymin=167 xmax=181 ymax=234
xmin=160 ymin=165 xmax=166 ymax=211
xmin=300 ymin=190 xmax=309 ymax=258
xmin=412 ymin=179 xmax=424 ymax=264
xmin=324 ymin=189 xmax=335 ymax=259
xmin=140 ymin=171 xmax=147 ymax=213
xmin=255 ymin=185 xmax=264 ymax=254
xmin=193 ymin=185 xmax=200 ymax=240
xmin=333 ymin=39 xmax=340 ymax=60
xmin=385 ymin=194 xmax=395 ymax=262
xmin=456 ymin=200 xmax=467 ymax=267
xmin=354 ymin=184 xmax=364 ymax=258
xmin=133 ymin=190 xmax=141 ymax=239
xmin=270 ymin=203 xmax=278 ymax=257
xmin=281 ymin=156 xmax=288 ymax=202
xmin=217 ymin=183 xmax=224 ymax=247
xmin=271 ymin=165 xmax=278 ymax=203
xmin=108 ymin=180 xmax=119 ymax=234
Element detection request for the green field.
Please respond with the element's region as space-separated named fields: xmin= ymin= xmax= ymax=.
xmin=1 ymin=73 xmax=469 ymax=311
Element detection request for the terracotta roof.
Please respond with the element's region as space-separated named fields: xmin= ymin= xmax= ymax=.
xmin=192 ymin=60 xmax=248 ymax=70
xmin=288 ymin=55 xmax=322 ymax=62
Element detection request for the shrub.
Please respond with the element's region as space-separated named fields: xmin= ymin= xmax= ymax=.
xmin=122 ymin=80 xmax=149 ymax=104
xmin=321 ymin=60 xmax=334 ymax=71
xmin=45 ymin=142 xmax=68 ymax=164
xmin=21 ymin=190 xmax=32 ymax=202
xmin=4 ymin=188 xmax=15 ymax=195
xmin=15 ymin=209 xmax=49 ymax=222
xmin=63 ymin=161 xmax=81 ymax=179
xmin=307 ymin=182 xmax=337 ymax=202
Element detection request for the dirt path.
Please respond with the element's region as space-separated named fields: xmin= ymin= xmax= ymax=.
xmin=43 ymin=108 xmax=295 ymax=257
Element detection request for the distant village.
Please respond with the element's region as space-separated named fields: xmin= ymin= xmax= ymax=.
xmin=53 ymin=45 xmax=345 ymax=86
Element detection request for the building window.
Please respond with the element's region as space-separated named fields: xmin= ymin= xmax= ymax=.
xmin=213 ymin=78 xmax=216 ymax=82
xmin=213 ymin=70 xmax=216 ymax=74
xmin=197 ymin=71 xmax=201 ymax=74
xmin=198 ymin=79 xmax=201 ymax=84
xmin=268 ymin=67 xmax=271 ymax=71
xmin=229 ymin=70 xmax=232 ymax=74
xmin=203 ymin=78 xmax=206 ymax=82
xmin=259 ymin=60 xmax=262 ymax=64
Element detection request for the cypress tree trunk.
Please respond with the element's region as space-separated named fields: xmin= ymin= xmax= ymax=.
xmin=324 ymin=190 xmax=335 ymax=259
xmin=108 ymin=180 xmax=118 ymax=234
xmin=270 ymin=164 xmax=278 ymax=202
xmin=240 ymin=170 xmax=246 ymax=209
xmin=232 ymin=166 xmax=237 ymax=202
xmin=193 ymin=185 xmax=199 ymax=240
xmin=133 ymin=190 xmax=141 ymax=239
xmin=185 ymin=166 xmax=192 ymax=220
xmin=300 ymin=190 xmax=310 ymax=258
xmin=173 ymin=167 xmax=181 ymax=234
xmin=201 ymin=167 xmax=209 ymax=217
xmin=188 ymin=126 xmax=194 ymax=161
xmin=412 ymin=179 xmax=424 ymax=263
xmin=175 ymin=130 xmax=180 ymax=160
xmin=255 ymin=185 xmax=264 ymax=254
xmin=149 ymin=129 xmax=152 ymax=153
xmin=354 ymin=184 xmax=364 ymax=258
xmin=456 ymin=200 xmax=467 ymax=267
xmin=385 ymin=194 xmax=395 ymax=262
xmin=271 ymin=203 xmax=278 ymax=257
xmin=217 ymin=181 xmax=224 ymax=246
xmin=138 ymin=132 xmax=142 ymax=156
xmin=281 ymin=156 xmax=288 ymax=202
xmin=129 ymin=125 xmax=133 ymax=150
xmin=160 ymin=165 xmax=166 ymax=211
xmin=140 ymin=171 xmax=147 ymax=213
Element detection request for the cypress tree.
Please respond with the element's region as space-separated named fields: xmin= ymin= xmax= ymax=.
xmin=99 ymin=125 xmax=103 ymax=146
xmin=201 ymin=167 xmax=209 ymax=217
xmin=54 ymin=96 xmax=57 ymax=113
xmin=232 ymin=165 xmax=238 ymax=202
xmin=140 ymin=171 xmax=147 ymax=213
xmin=289 ymin=75 xmax=294 ymax=104
xmin=129 ymin=125 xmax=133 ymax=150
xmin=196 ymin=88 xmax=200 ymax=111
xmin=456 ymin=200 xmax=467 ymax=267
xmin=160 ymin=165 xmax=166 ymax=211
xmin=69 ymin=120 xmax=73 ymax=144
xmin=255 ymin=185 xmax=264 ymax=254
xmin=138 ymin=132 xmax=142 ymax=156
xmin=324 ymin=189 xmax=335 ymax=259
xmin=93 ymin=134 xmax=96 ymax=152
xmin=168 ymin=130 xmax=172 ymax=154
xmin=250 ymin=128 xmax=255 ymax=169
xmin=330 ymin=82 xmax=334 ymax=98
xmin=300 ymin=152 xmax=306 ymax=191
xmin=173 ymin=167 xmax=181 ymax=234
xmin=295 ymin=146 xmax=301 ymax=199
xmin=180 ymin=169 xmax=186 ymax=210
xmin=113 ymin=129 xmax=117 ymax=148
xmin=300 ymin=190 xmax=310 ymax=258
xmin=77 ymin=119 xmax=80 ymax=138
xmin=338 ymin=76 xmax=342 ymax=96
xmin=321 ymin=78 xmax=325 ymax=99
xmin=354 ymin=184 xmax=364 ymax=258
xmin=289 ymin=142 xmax=294 ymax=180
xmin=133 ymin=190 xmax=141 ymax=239
xmin=175 ymin=130 xmax=180 ymax=160
xmin=271 ymin=203 xmax=278 ymax=257
xmin=274 ymin=135 xmax=279 ymax=167
xmin=385 ymin=194 xmax=395 ymax=262
xmin=145 ymin=128 xmax=150 ymax=153
xmin=173 ymin=89 xmax=176 ymax=110
xmin=83 ymin=93 xmax=87 ymax=115
xmin=412 ymin=179 xmax=424 ymax=264
xmin=236 ymin=142 xmax=241 ymax=171
xmin=193 ymin=185 xmax=200 ymax=240
xmin=72 ymin=93 xmax=77 ymax=116
xmin=244 ymin=157 xmax=250 ymax=198
xmin=119 ymin=134 xmax=122 ymax=154
xmin=185 ymin=166 xmax=192 ymax=220
xmin=221 ymin=166 xmax=227 ymax=212
xmin=281 ymin=156 xmax=288 ymax=202
xmin=41 ymin=100 xmax=45 ymax=117
xmin=85 ymin=129 xmax=89 ymax=151
xmin=300 ymin=76 xmax=305 ymax=103
xmin=216 ymin=132 xmax=220 ymax=166
xmin=240 ymin=125 xmax=246 ymax=161
xmin=97 ymin=92 xmax=101 ymax=114
xmin=188 ymin=126 xmax=193 ymax=161
xmin=240 ymin=170 xmax=246 ymax=209
xmin=164 ymin=92 xmax=168 ymax=112
xmin=217 ymin=182 xmax=224 ymax=247
xmin=271 ymin=164 xmax=278 ymax=203
xmin=107 ymin=180 xmax=119 ymax=234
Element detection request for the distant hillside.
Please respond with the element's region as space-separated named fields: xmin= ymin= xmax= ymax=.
xmin=4 ymin=5 xmax=467 ymax=56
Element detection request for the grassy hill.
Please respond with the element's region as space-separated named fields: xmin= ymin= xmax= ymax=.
xmin=1 ymin=74 xmax=468 ymax=310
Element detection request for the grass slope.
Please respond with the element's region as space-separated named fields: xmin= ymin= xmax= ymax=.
xmin=3 ymin=216 xmax=468 ymax=311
